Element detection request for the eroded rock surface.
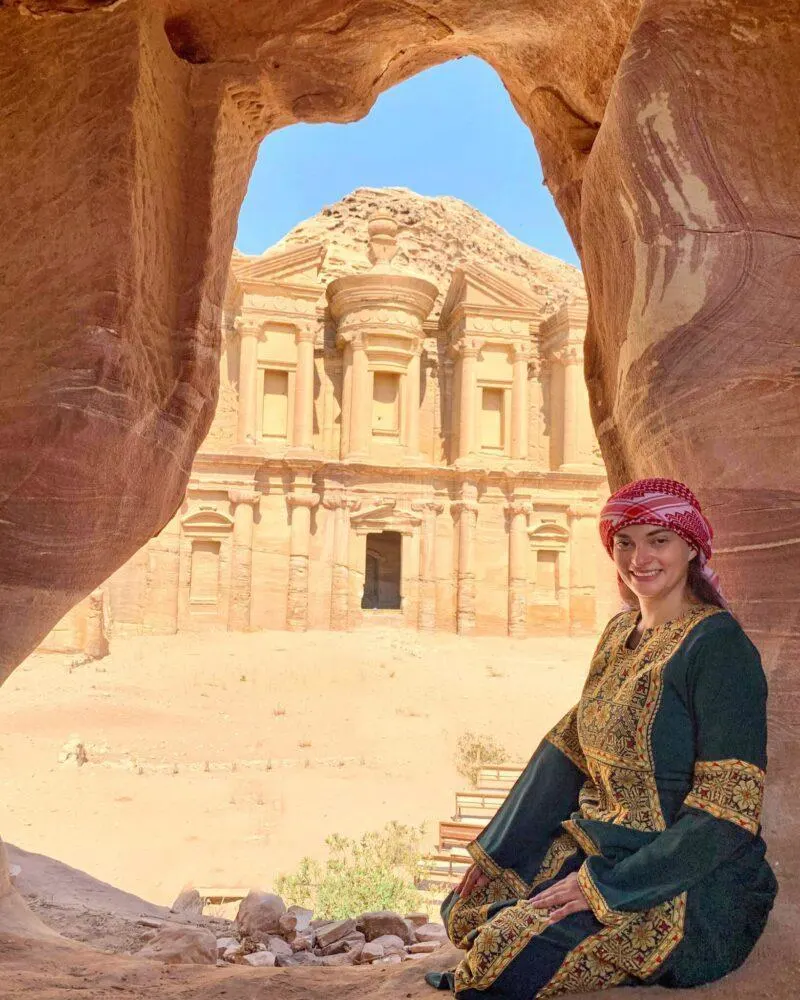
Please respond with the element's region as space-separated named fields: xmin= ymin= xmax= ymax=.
xmin=1 ymin=1 xmax=798 ymax=995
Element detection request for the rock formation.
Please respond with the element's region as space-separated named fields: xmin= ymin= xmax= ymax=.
xmin=0 ymin=2 xmax=798 ymax=994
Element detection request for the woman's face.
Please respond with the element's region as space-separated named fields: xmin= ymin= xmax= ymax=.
xmin=612 ymin=524 xmax=696 ymax=602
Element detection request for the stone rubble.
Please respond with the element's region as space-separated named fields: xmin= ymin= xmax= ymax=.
xmin=199 ymin=892 xmax=449 ymax=970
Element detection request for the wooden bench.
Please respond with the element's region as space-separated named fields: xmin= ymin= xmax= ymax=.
xmin=455 ymin=789 xmax=508 ymax=820
xmin=475 ymin=765 xmax=523 ymax=791
xmin=438 ymin=819 xmax=485 ymax=848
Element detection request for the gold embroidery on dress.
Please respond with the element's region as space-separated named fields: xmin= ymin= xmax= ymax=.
xmin=536 ymin=893 xmax=688 ymax=998
xmin=577 ymin=606 xmax=723 ymax=833
xmin=454 ymin=899 xmax=552 ymax=993
xmin=684 ymin=758 xmax=764 ymax=834
xmin=545 ymin=705 xmax=588 ymax=775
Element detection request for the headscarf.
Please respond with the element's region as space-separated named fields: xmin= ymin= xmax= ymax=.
xmin=599 ymin=477 xmax=723 ymax=599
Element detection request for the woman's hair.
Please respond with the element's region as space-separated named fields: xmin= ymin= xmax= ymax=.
xmin=616 ymin=556 xmax=728 ymax=612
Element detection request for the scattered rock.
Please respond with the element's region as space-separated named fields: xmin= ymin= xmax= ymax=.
xmin=314 ymin=918 xmax=356 ymax=949
xmin=223 ymin=943 xmax=243 ymax=961
xmin=321 ymin=948 xmax=362 ymax=966
xmin=374 ymin=954 xmax=402 ymax=965
xmin=276 ymin=951 xmax=324 ymax=967
xmin=415 ymin=922 xmax=447 ymax=943
xmin=58 ymin=736 xmax=88 ymax=766
xmin=359 ymin=910 xmax=414 ymax=944
xmin=408 ymin=941 xmax=441 ymax=954
xmin=216 ymin=936 xmax=239 ymax=957
xmin=320 ymin=931 xmax=365 ymax=956
xmin=171 ymin=887 xmax=204 ymax=917
xmin=290 ymin=932 xmax=314 ymax=952
xmin=359 ymin=941 xmax=385 ymax=963
xmin=243 ymin=951 xmax=276 ymax=967
xmin=235 ymin=891 xmax=287 ymax=940
xmin=137 ymin=924 xmax=217 ymax=965
xmin=266 ymin=935 xmax=293 ymax=957
xmin=370 ymin=933 xmax=406 ymax=957
xmin=405 ymin=912 xmax=428 ymax=927
xmin=280 ymin=905 xmax=314 ymax=937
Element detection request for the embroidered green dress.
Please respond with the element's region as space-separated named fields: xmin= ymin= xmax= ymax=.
xmin=440 ymin=606 xmax=777 ymax=998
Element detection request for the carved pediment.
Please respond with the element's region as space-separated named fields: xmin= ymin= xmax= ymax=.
xmin=181 ymin=509 xmax=234 ymax=534
xmin=528 ymin=520 xmax=570 ymax=549
xmin=230 ymin=242 xmax=326 ymax=293
xmin=440 ymin=263 xmax=544 ymax=329
xmin=350 ymin=499 xmax=421 ymax=535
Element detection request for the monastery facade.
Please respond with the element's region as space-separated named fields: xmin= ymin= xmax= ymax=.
xmin=44 ymin=196 xmax=609 ymax=650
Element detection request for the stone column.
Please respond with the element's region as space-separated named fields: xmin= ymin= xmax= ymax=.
xmin=236 ymin=320 xmax=263 ymax=445
xmin=527 ymin=355 xmax=544 ymax=466
xmin=510 ymin=343 xmax=531 ymax=461
xmin=506 ymin=501 xmax=532 ymax=637
xmin=456 ymin=341 xmax=481 ymax=462
xmin=560 ymin=343 xmax=583 ymax=469
xmin=339 ymin=343 xmax=353 ymax=459
xmin=286 ymin=491 xmax=319 ymax=631
xmin=292 ymin=326 xmax=316 ymax=453
xmin=404 ymin=345 xmax=422 ymax=460
xmin=413 ymin=500 xmax=443 ymax=632
xmin=347 ymin=337 xmax=371 ymax=459
xmin=84 ymin=589 xmax=109 ymax=659
xmin=228 ymin=489 xmax=259 ymax=631
xmin=323 ymin=495 xmax=360 ymax=631
xmin=452 ymin=485 xmax=479 ymax=635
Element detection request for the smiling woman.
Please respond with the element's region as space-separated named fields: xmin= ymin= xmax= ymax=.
xmin=431 ymin=478 xmax=776 ymax=998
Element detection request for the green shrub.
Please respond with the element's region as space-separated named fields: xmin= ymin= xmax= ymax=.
xmin=274 ymin=821 xmax=424 ymax=919
xmin=454 ymin=731 xmax=508 ymax=787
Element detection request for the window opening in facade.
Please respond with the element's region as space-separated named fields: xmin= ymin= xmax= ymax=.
xmin=480 ymin=385 xmax=505 ymax=451
xmin=372 ymin=371 xmax=401 ymax=437
xmin=262 ymin=369 xmax=289 ymax=439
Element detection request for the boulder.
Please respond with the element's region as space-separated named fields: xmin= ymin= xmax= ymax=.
xmin=235 ymin=892 xmax=287 ymax=941
xmin=375 ymin=954 xmax=403 ymax=965
xmin=137 ymin=924 xmax=216 ymax=965
xmin=359 ymin=941 xmax=384 ymax=963
xmin=290 ymin=932 xmax=314 ymax=952
xmin=319 ymin=931 xmax=365 ymax=956
xmin=369 ymin=933 xmax=406 ymax=957
xmin=314 ymin=918 xmax=356 ymax=949
xmin=216 ymin=936 xmax=239 ymax=957
xmin=170 ymin=887 xmax=204 ymax=917
xmin=358 ymin=910 xmax=414 ymax=944
xmin=405 ymin=913 xmax=428 ymax=927
xmin=408 ymin=941 xmax=441 ymax=954
xmin=276 ymin=951 xmax=324 ymax=967
xmin=321 ymin=947 xmax=363 ymax=966
xmin=415 ymin=922 xmax=447 ymax=943
xmin=266 ymin=935 xmax=293 ymax=957
xmin=243 ymin=951 xmax=276 ymax=967
xmin=222 ymin=943 xmax=243 ymax=961
xmin=279 ymin=905 xmax=314 ymax=936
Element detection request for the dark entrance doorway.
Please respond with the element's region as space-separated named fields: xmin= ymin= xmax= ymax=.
xmin=361 ymin=531 xmax=402 ymax=610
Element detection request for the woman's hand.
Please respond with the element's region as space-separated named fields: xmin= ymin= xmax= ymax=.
xmin=456 ymin=863 xmax=490 ymax=897
xmin=529 ymin=872 xmax=590 ymax=924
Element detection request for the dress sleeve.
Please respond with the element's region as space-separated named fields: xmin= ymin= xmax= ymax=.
xmin=469 ymin=704 xmax=588 ymax=895
xmin=577 ymin=623 xmax=768 ymax=919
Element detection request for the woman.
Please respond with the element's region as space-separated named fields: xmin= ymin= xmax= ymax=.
xmin=427 ymin=478 xmax=777 ymax=999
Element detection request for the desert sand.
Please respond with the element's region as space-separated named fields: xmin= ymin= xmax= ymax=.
xmin=1 ymin=626 xmax=594 ymax=909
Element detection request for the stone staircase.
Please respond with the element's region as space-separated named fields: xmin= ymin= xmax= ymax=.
xmin=418 ymin=765 xmax=523 ymax=887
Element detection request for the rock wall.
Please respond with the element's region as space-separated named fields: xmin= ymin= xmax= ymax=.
xmin=1 ymin=0 xmax=798 ymax=984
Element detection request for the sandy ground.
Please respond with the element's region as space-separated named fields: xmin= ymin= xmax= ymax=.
xmin=0 ymin=627 xmax=595 ymax=908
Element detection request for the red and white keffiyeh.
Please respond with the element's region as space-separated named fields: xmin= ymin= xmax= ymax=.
xmin=599 ymin=478 xmax=722 ymax=595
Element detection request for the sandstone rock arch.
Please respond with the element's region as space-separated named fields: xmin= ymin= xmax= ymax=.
xmin=1 ymin=1 xmax=797 ymax=991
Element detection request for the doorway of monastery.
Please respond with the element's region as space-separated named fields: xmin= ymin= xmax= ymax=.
xmin=362 ymin=531 xmax=403 ymax=611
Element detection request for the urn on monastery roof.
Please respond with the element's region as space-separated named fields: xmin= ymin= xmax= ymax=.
xmin=326 ymin=214 xmax=439 ymax=339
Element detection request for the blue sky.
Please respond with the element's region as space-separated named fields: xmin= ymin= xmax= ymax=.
xmin=236 ymin=56 xmax=579 ymax=267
